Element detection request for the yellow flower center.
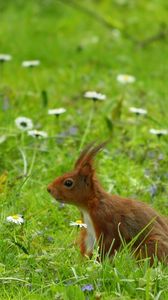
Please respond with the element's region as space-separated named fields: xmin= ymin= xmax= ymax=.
xmin=76 ymin=220 xmax=82 ymax=224
xmin=12 ymin=215 xmax=20 ymax=220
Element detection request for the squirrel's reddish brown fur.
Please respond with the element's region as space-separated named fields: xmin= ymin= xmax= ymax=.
xmin=47 ymin=142 xmax=168 ymax=264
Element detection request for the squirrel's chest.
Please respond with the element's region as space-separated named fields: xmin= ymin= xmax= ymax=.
xmin=82 ymin=211 xmax=97 ymax=253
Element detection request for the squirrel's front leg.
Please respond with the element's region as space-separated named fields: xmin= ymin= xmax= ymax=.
xmin=79 ymin=229 xmax=93 ymax=258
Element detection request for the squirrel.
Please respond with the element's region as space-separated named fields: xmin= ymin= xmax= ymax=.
xmin=47 ymin=142 xmax=168 ymax=265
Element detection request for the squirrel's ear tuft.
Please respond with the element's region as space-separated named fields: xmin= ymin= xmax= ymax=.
xmin=75 ymin=141 xmax=107 ymax=169
xmin=74 ymin=142 xmax=96 ymax=168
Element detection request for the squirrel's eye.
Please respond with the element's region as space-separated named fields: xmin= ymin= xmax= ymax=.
xmin=64 ymin=179 xmax=74 ymax=188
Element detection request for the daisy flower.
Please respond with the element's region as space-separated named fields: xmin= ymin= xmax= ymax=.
xmin=28 ymin=129 xmax=48 ymax=138
xmin=0 ymin=54 xmax=12 ymax=62
xmin=22 ymin=60 xmax=40 ymax=68
xmin=84 ymin=91 xmax=106 ymax=101
xmin=6 ymin=214 xmax=24 ymax=225
xmin=15 ymin=117 xmax=33 ymax=131
xmin=70 ymin=220 xmax=87 ymax=228
xmin=149 ymin=129 xmax=168 ymax=137
xmin=129 ymin=107 xmax=147 ymax=115
xmin=48 ymin=108 xmax=66 ymax=116
xmin=117 ymin=74 xmax=136 ymax=84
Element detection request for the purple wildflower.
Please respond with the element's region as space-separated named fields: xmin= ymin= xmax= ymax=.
xmin=81 ymin=284 xmax=94 ymax=292
xmin=149 ymin=185 xmax=157 ymax=198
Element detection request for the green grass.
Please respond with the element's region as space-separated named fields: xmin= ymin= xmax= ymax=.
xmin=0 ymin=0 xmax=168 ymax=299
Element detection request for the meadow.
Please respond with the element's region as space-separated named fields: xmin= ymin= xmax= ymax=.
xmin=0 ymin=0 xmax=168 ymax=299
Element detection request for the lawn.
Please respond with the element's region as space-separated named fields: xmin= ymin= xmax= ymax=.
xmin=0 ymin=0 xmax=168 ymax=299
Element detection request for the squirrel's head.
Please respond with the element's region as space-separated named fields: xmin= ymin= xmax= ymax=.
xmin=47 ymin=142 xmax=106 ymax=208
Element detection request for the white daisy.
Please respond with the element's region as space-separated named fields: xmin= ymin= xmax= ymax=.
xmin=129 ymin=107 xmax=147 ymax=115
xmin=117 ymin=74 xmax=136 ymax=84
xmin=70 ymin=220 xmax=87 ymax=228
xmin=48 ymin=108 xmax=66 ymax=116
xmin=149 ymin=129 xmax=168 ymax=136
xmin=84 ymin=91 xmax=106 ymax=101
xmin=0 ymin=54 xmax=12 ymax=62
xmin=22 ymin=60 xmax=40 ymax=68
xmin=15 ymin=117 xmax=33 ymax=131
xmin=6 ymin=214 xmax=24 ymax=225
xmin=28 ymin=130 xmax=48 ymax=138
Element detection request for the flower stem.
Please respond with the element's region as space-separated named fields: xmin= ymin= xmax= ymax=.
xmin=27 ymin=142 xmax=38 ymax=176
xmin=18 ymin=148 xmax=28 ymax=176
xmin=79 ymin=103 xmax=94 ymax=151
xmin=0 ymin=63 xmax=4 ymax=85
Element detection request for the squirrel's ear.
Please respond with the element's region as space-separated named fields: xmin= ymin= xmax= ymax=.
xmin=79 ymin=162 xmax=93 ymax=177
xmin=78 ymin=162 xmax=93 ymax=185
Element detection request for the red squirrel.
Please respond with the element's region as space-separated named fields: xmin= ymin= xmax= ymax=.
xmin=47 ymin=142 xmax=168 ymax=264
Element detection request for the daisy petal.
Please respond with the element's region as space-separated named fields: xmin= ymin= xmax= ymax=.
xmin=70 ymin=220 xmax=87 ymax=228
xmin=15 ymin=117 xmax=33 ymax=131
xmin=117 ymin=74 xmax=136 ymax=84
xmin=28 ymin=130 xmax=48 ymax=138
xmin=149 ymin=129 xmax=168 ymax=136
xmin=22 ymin=60 xmax=40 ymax=67
xmin=6 ymin=214 xmax=24 ymax=225
xmin=84 ymin=91 xmax=106 ymax=101
xmin=0 ymin=54 xmax=12 ymax=62
xmin=129 ymin=107 xmax=147 ymax=115
xmin=48 ymin=108 xmax=66 ymax=116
